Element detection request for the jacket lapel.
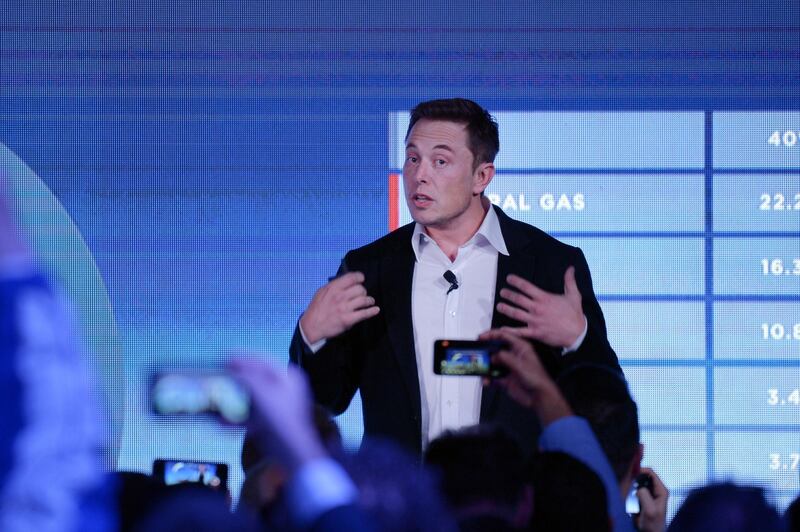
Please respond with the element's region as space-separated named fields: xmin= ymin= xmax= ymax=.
xmin=380 ymin=229 xmax=422 ymax=424
xmin=482 ymin=207 xmax=536 ymax=420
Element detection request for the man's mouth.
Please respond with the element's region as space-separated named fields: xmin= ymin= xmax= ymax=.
xmin=412 ymin=193 xmax=433 ymax=206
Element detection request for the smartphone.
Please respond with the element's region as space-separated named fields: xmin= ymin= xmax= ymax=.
xmin=625 ymin=473 xmax=654 ymax=515
xmin=150 ymin=372 xmax=250 ymax=424
xmin=153 ymin=459 xmax=228 ymax=491
xmin=433 ymin=340 xmax=509 ymax=378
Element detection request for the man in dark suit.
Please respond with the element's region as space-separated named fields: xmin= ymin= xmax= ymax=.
xmin=290 ymin=98 xmax=620 ymax=457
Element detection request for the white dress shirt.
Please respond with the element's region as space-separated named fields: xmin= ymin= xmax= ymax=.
xmin=411 ymin=206 xmax=508 ymax=448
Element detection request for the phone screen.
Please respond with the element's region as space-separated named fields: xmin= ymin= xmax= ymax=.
xmin=433 ymin=340 xmax=508 ymax=377
xmin=625 ymin=473 xmax=653 ymax=515
xmin=151 ymin=372 xmax=250 ymax=424
xmin=625 ymin=485 xmax=640 ymax=515
xmin=153 ymin=459 xmax=228 ymax=490
xmin=440 ymin=347 xmax=491 ymax=375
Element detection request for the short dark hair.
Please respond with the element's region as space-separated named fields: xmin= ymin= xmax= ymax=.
xmin=406 ymin=98 xmax=499 ymax=168
xmin=531 ymin=451 xmax=610 ymax=532
xmin=668 ymin=483 xmax=783 ymax=532
xmin=344 ymin=438 xmax=457 ymax=532
xmin=424 ymin=424 xmax=527 ymax=511
xmin=557 ymin=364 xmax=639 ymax=482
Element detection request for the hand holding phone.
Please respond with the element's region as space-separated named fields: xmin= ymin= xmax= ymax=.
xmin=632 ymin=468 xmax=669 ymax=532
xmin=626 ymin=473 xmax=654 ymax=515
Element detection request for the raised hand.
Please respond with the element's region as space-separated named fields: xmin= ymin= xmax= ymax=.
xmin=299 ymin=271 xmax=380 ymax=345
xmin=479 ymin=329 xmax=571 ymax=425
xmin=634 ymin=467 xmax=669 ymax=532
xmin=496 ymin=266 xmax=586 ymax=349
xmin=229 ymin=359 xmax=326 ymax=474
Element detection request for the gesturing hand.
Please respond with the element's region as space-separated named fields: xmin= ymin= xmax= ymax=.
xmin=496 ymin=266 xmax=586 ymax=349
xmin=300 ymin=271 xmax=380 ymax=345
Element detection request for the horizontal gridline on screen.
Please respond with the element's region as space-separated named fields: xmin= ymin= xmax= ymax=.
xmin=390 ymin=111 xmax=706 ymax=169
xmin=394 ymin=173 xmax=706 ymax=232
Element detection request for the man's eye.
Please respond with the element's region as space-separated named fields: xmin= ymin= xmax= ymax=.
xmin=435 ymin=159 xmax=447 ymax=166
xmin=405 ymin=156 xmax=418 ymax=164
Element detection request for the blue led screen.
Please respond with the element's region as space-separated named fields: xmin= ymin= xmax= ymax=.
xmin=2 ymin=1 xmax=799 ymax=516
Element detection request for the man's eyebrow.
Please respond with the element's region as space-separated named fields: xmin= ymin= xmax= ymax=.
xmin=405 ymin=142 xmax=455 ymax=153
xmin=432 ymin=144 xmax=455 ymax=153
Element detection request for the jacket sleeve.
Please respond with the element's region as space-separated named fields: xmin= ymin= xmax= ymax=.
xmin=289 ymin=259 xmax=362 ymax=415
xmin=562 ymin=248 xmax=622 ymax=373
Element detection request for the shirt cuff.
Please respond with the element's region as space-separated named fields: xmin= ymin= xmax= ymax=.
xmin=299 ymin=320 xmax=327 ymax=353
xmin=561 ymin=314 xmax=588 ymax=355
xmin=284 ymin=457 xmax=358 ymax=529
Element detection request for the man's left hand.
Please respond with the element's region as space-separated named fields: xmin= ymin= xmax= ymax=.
xmin=496 ymin=266 xmax=586 ymax=349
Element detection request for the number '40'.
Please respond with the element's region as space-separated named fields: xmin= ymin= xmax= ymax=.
xmin=768 ymin=130 xmax=798 ymax=147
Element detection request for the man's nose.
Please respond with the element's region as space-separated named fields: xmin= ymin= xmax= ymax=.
xmin=414 ymin=162 xmax=430 ymax=183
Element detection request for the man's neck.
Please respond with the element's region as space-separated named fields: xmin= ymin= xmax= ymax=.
xmin=424 ymin=198 xmax=490 ymax=261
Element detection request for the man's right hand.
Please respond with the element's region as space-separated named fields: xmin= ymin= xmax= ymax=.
xmin=478 ymin=328 xmax=572 ymax=426
xmin=299 ymin=271 xmax=380 ymax=345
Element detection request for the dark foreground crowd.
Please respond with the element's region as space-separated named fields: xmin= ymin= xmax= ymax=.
xmin=0 ymin=184 xmax=798 ymax=532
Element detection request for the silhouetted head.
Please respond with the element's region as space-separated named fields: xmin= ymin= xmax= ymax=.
xmin=558 ymin=363 xmax=640 ymax=491
xmin=668 ymin=483 xmax=784 ymax=532
xmin=531 ymin=451 xmax=611 ymax=532
xmin=344 ymin=438 xmax=457 ymax=532
xmin=424 ymin=424 xmax=531 ymax=528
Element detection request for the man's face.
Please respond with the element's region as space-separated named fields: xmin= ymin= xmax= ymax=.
xmin=403 ymin=119 xmax=490 ymax=231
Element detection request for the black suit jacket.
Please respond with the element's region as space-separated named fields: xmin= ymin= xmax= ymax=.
xmin=290 ymin=206 xmax=620 ymax=457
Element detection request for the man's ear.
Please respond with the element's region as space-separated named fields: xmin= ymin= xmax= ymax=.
xmin=630 ymin=443 xmax=644 ymax=479
xmin=472 ymin=162 xmax=495 ymax=195
xmin=621 ymin=443 xmax=645 ymax=498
